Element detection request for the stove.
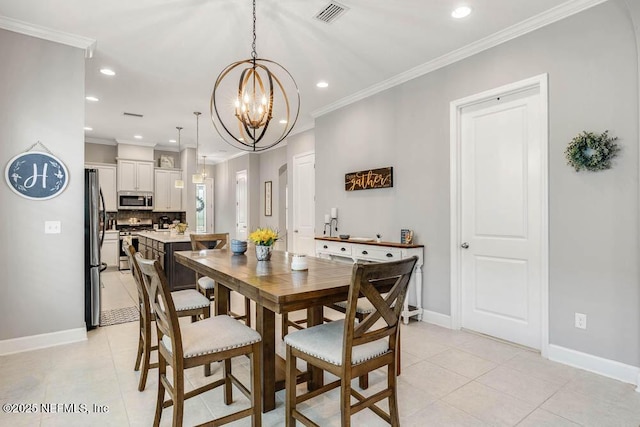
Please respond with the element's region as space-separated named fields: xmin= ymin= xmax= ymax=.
xmin=117 ymin=219 xmax=153 ymax=269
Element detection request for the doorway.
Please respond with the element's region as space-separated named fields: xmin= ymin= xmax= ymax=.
xmin=236 ymin=170 xmax=248 ymax=241
xmin=450 ymin=74 xmax=549 ymax=355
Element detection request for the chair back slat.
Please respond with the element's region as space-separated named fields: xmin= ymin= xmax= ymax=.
xmin=135 ymin=253 xmax=183 ymax=359
xmin=190 ymin=233 xmax=230 ymax=250
xmin=342 ymin=256 xmax=417 ymax=363
xmin=127 ymin=245 xmax=153 ymax=322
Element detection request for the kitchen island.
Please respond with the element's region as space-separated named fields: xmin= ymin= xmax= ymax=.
xmin=136 ymin=231 xmax=195 ymax=291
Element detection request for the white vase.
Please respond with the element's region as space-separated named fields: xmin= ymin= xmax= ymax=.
xmin=255 ymin=245 xmax=273 ymax=261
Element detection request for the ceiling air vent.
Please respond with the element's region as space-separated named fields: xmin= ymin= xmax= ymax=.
xmin=123 ymin=112 xmax=143 ymax=118
xmin=314 ymin=2 xmax=349 ymax=24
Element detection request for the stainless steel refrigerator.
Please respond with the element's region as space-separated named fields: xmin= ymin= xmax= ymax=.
xmin=85 ymin=169 xmax=106 ymax=329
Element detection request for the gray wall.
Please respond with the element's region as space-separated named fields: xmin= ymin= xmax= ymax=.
xmin=314 ymin=1 xmax=639 ymax=366
xmin=85 ymin=143 xmax=116 ymax=164
xmin=0 ymin=29 xmax=85 ymax=340
xmin=258 ymin=146 xmax=287 ymax=231
xmin=213 ymin=154 xmax=259 ymax=238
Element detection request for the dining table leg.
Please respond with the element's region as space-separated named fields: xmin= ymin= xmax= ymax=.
xmin=214 ymin=283 xmax=230 ymax=316
xmin=306 ymin=306 xmax=325 ymax=391
xmin=256 ymin=305 xmax=276 ymax=412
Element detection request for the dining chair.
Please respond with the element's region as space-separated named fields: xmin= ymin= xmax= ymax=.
xmin=126 ymin=245 xmax=212 ymax=391
xmin=135 ymin=253 xmax=262 ymax=427
xmin=284 ymin=256 xmax=417 ymax=427
xmin=282 ymin=298 xmax=398 ymax=389
xmin=190 ymin=232 xmax=252 ymax=326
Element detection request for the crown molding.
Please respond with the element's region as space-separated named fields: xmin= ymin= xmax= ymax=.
xmin=311 ymin=0 xmax=609 ymax=118
xmin=85 ymin=137 xmax=116 ymax=146
xmin=0 ymin=15 xmax=96 ymax=58
xmin=116 ymin=138 xmax=158 ymax=148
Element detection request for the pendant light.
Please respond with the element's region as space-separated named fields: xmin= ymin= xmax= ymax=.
xmin=174 ymin=126 xmax=184 ymax=188
xmin=210 ymin=0 xmax=300 ymax=152
xmin=192 ymin=112 xmax=204 ymax=184
xmin=201 ymin=155 xmax=207 ymax=179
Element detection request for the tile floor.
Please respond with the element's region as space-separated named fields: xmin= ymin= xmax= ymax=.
xmin=1 ymin=269 xmax=639 ymax=426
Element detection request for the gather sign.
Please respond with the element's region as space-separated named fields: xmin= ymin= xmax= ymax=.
xmin=345 ymin=167 xmax=393 ymax=191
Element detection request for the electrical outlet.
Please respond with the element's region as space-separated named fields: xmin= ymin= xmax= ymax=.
xmin=575 ymin=312 xmax=587 ymax=329
xmin=44 ymin=221 xmax=61 ymax=234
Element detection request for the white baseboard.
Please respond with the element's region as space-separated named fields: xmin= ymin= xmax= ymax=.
xmin=548 ymin=344 xmax=640 ymax=389
xmin=0 ymin=327 xmax=87 ymax=356
xmin=421 ymin=309 xmax=452 ymax=329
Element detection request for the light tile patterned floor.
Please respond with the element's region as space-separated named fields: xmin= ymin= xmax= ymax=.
xmin=1 ymin=270 xmax=639 ymax=426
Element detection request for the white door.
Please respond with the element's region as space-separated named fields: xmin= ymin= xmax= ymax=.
xmin=292 ymin=152 xmax=315 ymax=256
xmin=236 ymin=170 xmax=248 ymax=241
xmin=459 ymin=84 xmax=545 ymax=350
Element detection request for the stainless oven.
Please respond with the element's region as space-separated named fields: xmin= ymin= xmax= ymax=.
xmin=118 ymin=191 xmax=153 ymax=210
xmin=118 ymin=232 xmax=138 ymax=270
xmin=119 ymin=234 xmax=139 ymax=270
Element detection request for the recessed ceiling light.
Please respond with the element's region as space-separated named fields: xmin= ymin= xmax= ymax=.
xmin=83 ymin=126 xmax=93 ymax=131
xmin=316 ymin=81 xmax=329 ymax=88
xmin=85 ymin=96 xmax=99 ymax=102
xmin=134 ymin=135 xmax=143 ymax=139
xmin=452 ymin=6 xmax=472 ymax=19
xmin=169 ymin=139 xmax=176 ymax=143
xmin=100 ymin=68 xmax=116 ymax=76
xmin=279 ymin=119 xmax=287 ymax=124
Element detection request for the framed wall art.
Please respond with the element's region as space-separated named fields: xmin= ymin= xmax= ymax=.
xmin=264 ymin=181 xmax=272 ymax=216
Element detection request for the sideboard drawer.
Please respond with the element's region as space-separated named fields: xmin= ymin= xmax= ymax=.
xmin=353 ymin=245 xmax=402 ymax=262
xmin=316 ymin=240 xmax=352 ymax=256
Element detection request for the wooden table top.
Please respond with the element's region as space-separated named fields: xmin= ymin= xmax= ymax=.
xmin=174 ymin=249 xmax=355 ymax=313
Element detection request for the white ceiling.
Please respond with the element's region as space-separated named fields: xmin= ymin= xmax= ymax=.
xmin=0 ymin=0 xmax=595 ymax=160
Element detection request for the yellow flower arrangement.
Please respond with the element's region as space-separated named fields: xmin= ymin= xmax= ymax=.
xmin=248 ymin=227 xmax=279 ymax=246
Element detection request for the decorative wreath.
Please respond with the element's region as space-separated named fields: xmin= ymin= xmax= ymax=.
xmin=196 ymin=196 xmax=205 ymax=212
xmin=565 ymin=130 xmax=619 ymax=172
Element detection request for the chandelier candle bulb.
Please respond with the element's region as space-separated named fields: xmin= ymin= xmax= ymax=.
xmin=331 ymin=208 xmax=338 ymax=219
xmin=324 ymin=214 xmax=330 ymax=224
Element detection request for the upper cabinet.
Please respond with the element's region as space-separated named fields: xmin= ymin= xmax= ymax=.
xmin=85 ymin=163 xmax=117 ymax=211
xmin=154 ymin=169 xmax=182 ymax=212
xmin=117 ymin=160 xmax=154 ymax=192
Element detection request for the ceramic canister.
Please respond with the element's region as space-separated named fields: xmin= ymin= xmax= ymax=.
xmin=291 ymin=254 xmax=308 ymax=271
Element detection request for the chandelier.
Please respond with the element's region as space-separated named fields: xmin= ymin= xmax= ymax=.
xmin=210 ymin=0 xmax=300 ymax=152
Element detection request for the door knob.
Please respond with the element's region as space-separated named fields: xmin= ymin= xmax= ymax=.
xmin=461 ymin=242 xmax=469 ymax=249
xmin=294 ymin=230 xmax=299 ymax=233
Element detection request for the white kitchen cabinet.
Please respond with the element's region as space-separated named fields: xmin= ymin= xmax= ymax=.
xmin=102 ymin=231 xmax=120 ymax=268
xmin=154 ymin=169 xmax=182 ymax=211
xmin=85 ymin=163 xmax=117 ymax=211
xmin=117 ymin=160 xmax=154 ymax=192
xmin=315 ymin=237 xmax=424 ymax=324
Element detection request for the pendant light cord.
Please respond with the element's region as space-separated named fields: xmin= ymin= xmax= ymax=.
xmin=176 ymin=126 xmax=182 ymax=166
xmin=251 ymin=0 xmax=257 ymax=60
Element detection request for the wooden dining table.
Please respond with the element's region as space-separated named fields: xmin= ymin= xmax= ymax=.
xmin=174 ymin=248 xmax=355 ymax=412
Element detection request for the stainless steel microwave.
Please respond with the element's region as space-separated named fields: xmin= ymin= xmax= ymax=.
xmin=117 ymin=191 xmax=153 ymax=210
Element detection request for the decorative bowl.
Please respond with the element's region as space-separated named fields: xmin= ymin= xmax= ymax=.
xmin=339 ymin=234 xmax=350 ymax=240
xmin=175 ymin=223 xmax=188 ymax=234
xmin=231 ymin=239 xmax=248 ymax=255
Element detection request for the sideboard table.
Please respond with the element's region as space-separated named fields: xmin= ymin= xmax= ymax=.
xmin=314 ymin=237 xmax=424 ymax=323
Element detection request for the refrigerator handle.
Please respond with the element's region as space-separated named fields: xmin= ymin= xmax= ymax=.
xmin=99 ymin=189 xmax=106 ymax=249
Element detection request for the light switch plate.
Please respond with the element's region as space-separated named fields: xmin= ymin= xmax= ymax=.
xmin=45 ymin=221 xmax=61 ymax=234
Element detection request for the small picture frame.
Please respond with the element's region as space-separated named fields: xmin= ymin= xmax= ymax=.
xmin=264 ymin=181 xmax=272 ymax=216
xmin=159 ymin=155 xmax=175 ymax=168
xmin=401 ymin=229 xmax=413 ymax=245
